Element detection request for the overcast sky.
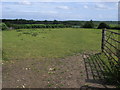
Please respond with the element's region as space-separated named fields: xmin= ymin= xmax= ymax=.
xmin=1 ymin=1 xmax=119 ymax=21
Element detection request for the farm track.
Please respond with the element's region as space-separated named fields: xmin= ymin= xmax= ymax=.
xmin=2 ymin=54 xmax=115 ymax=88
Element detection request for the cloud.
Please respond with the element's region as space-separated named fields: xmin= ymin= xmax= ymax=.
xmin=56 ymin=6 xmax=70 ymax=10
xmin=5 ymin=7 xmax=11 ymax=10
xmin=83 ymin=5 xmax=88 ymax=8
xmin=19 ymin=0 xmax=31 ymax=5
xmin=95 ymin=3 xmax=117 ymax=10
xmin=95 ymin=3 xmax=108 ymax=9
xmin=2 ymin=0 xmax=120 ymax=2
xmin=21 ymin=10 xmax=58 ymax=14
xmin=41 ymin=11 xmax=58 ymax=14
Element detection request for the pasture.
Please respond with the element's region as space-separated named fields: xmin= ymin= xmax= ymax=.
xmin=2 ymin=28 xmax=102 ymax=60
xmin=2 ymin=28 xmax=119 ymax=88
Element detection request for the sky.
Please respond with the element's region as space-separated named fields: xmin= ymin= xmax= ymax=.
xmin=1 ymin=1 xmax=119 ymax=21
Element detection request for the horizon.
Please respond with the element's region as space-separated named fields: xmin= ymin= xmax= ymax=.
xmin=1 ymin=18 xmax=119 ymax=22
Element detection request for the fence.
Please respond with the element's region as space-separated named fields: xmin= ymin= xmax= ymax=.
xmin=101 ymin=28 xmax=120 ymax=83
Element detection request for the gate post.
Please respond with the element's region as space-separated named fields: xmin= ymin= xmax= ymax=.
xmin=101 ymin=28 xmax=106 ymax=52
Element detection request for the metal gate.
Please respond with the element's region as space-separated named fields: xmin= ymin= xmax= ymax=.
xmin=101 ymin=28 xmax=120 ymax=83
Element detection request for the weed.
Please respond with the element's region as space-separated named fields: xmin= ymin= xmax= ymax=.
xmin=2 ymin=50 xmax=8 ymax=61
xmin=22 ymin=32 xmax=31 ymax=35
xmin=31 ymin=32 xmax=38 ymax=37
xmin=48 ymin=84 xmax=53 ymax=87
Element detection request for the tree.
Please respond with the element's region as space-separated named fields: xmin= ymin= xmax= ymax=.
xmin=97 ymin=22 xmax=110 ymax=29
xmin=82 ymin=20 xmax=94 ymax=28
xmin=44 ymin=20 xmax=48 ymax=24
xmin=53 ymin=20 xmax=59 ymax=24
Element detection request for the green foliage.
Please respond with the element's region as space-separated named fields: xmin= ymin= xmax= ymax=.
xmin=5 ymin=22 xmax=12 ymax=27
xmin=0 ymin=23 xmax=8 ymax=30
xmin=2 ymin=19 xmax=119 ymax=30
xmin=2 ymin=19 xmax=118 ymax=26
xmin=110 ymin=24 xmax=120 ymax=30
xmin=82 ymin=20 xmax=94 ymax=28
xmin=87 ymin=53 xmax=120 ymax=86
xmin=2 ymin=50 xmax=9 ymax=60
xmin=22 ymin=32 xmax=31 ymax=35
xmin=16 ymin=29 xmax=22 ymax=32
xmin=97 ymin=22 xmax=110 ymax=29
xmin=9 ymin=24 xmax=69 ymax=29
xmin=53 ymin=20 xmax=59 ymax=24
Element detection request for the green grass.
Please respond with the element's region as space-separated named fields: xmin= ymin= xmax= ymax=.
xmin=3 ymin=28 xmax=102 ymax=60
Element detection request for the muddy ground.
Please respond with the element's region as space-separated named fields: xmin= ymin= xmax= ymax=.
xmin=2 ymin=54 xmax=115 ymax=89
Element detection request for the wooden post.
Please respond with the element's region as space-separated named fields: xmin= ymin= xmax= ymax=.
xmin=101 ymin=28 xmax=106 ymax=52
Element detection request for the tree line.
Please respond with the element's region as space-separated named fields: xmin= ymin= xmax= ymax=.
xmin=1 ymin=19 xmax=119 ymax=30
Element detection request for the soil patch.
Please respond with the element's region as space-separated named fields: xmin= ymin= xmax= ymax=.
xmin=2 ymin=54 xmax=115 ymax=88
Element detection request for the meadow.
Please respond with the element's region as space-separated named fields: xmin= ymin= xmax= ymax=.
xmin=2 ymin=28 xmax=120 ymax=88
xmin=3 ymin=28 xmax=102 ymax=60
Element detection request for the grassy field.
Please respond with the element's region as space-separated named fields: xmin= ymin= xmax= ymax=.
xmin=2 ymin=28 xmax=120 ymax=88
xmin=2 ymin=28 xmax=102 ymax=60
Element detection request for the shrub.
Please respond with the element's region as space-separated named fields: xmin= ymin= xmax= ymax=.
xmin=4 ymin=24 xmax=69 ymax=29
xmin=82 ymin=20 xmax=94 ymax=28
xmin=97 ymin=22 xmax=110 ymax=29
xmin=0 ymin=23 xmax=8 ymax=30
xmin=110 ymin=25 xmax=120 ymax=30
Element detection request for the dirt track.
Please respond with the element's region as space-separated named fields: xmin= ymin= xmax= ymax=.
xmin=2 ymin=54 xmax=115 ymax=88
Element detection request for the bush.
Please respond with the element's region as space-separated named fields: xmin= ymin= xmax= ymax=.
xmin=97 ymin=22 xmax=110 ymax=29
xmin=0 ymin=23 xmax=8 ymax=30
xmin=82 ymin=20 xmax=94 ymax=28
xmin=8 ymin=24 xmax=68 ymax=29
xmin=110 ymin=25 xmax=120 ymax=30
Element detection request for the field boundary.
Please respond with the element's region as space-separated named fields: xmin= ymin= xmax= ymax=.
xmin=101 ymin=28 xmax=120 ymax=84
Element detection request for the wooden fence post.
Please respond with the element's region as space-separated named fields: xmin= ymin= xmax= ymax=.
xmin=101 ymin=28 xmax=106 ymax=52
